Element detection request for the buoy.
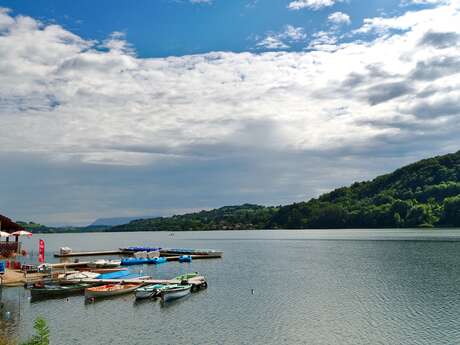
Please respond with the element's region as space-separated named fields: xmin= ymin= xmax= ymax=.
xmin=251 ymin=289 xmax=255 ymax=295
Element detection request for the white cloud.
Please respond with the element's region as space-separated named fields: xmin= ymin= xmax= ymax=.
xmin=288 ymin=0 xmax=344 ymax=10
xmin=0 ymin=2 xmax=460 ymax=170
xmin=407 ymin=0 xmax=448 ymax=4
xmin=256 ymin=35 xmax=289 ymax=49
xmin=328 ymin=11 xmax=351 ymax=25
xmin=284 ymin=25 xmax=307 ymax=40
xmin=190 ymin=0 xmax=212 ymax=3
xmin=256 ymin=25 xmax=306 ymax=49
xmin=2 ymin=2 xmax=460 ymax=223
xmin=307 ymin=30 xmax=338 ymax=51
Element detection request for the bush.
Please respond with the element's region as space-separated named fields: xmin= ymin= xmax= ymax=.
xmin=21 ymin=317 xmax=49 ymax=345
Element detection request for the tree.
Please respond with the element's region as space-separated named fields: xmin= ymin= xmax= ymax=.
xmin=441 ymin=195 xmax=460 ymax=226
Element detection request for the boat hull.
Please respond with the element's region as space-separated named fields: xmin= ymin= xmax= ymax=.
xmin=31 ymin=284 xmax=91 ymax=300
xmin=160 ymin=285 xmax=191 ymax=302
xmin=87 ymin=260 xmax=121 ymax=269
xmin=85 ymin=284 xmax=140 ymax=299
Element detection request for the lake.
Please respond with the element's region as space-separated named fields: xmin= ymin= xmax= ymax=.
xmin=2 ymin=229 xmax=460 ymax=344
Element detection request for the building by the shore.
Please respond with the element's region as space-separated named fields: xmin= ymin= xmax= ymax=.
xmin=0 ymin=214 xmax=25 ymax=258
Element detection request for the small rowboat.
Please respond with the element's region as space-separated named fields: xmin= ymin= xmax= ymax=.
xmin=135 ymin=284 xmax=169 ymax=299
xmin=160 ymin=284 xmax=192 ymax=302
xmin=174 ymin=272 xmax=199 ymax=281
xmin=31 ymin=283 xmax=92 ymax=300
xmin=85 ymin=283 xmax=141 ymax=299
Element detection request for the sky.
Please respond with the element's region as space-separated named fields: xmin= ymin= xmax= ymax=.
xmin=0 ymin=0 xmax=459 ymax=226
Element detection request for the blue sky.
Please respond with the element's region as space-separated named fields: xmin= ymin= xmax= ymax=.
xmin=2 ymin=0 xmax=413 ymax=57
xmin=0 ymin=0 xmax=459 ymax=225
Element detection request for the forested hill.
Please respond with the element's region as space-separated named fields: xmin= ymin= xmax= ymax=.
xmin=110 ymin=204 xmax=278 ymax=232
xmin=111 ymin=150 xmax=460 ymax=231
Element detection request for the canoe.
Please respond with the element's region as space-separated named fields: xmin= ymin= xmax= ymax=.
xmin=160 ymin=284 xmax=192 ymax=302
xmin=31 ymin=283 xmax=92 ymax=300
xmin=135 ymin=284 xmax=169 ymax=299
xmin=85 ymin=283 xmax=141 ymax=299
xmin=87 ymin=259 xmax=121 ymax=268
xmin=178 ymin=255 xmax=192 ymax=263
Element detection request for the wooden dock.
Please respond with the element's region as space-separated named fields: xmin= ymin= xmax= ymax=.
xmin=54 ymin=249 xmax=223 ymax=258
xmin=64 ymin=275 xmax=207 ymax=287
xmin=54 ymin=250 xmax=127 ymax=258
xmin=165 ymin=254 xmax=222 ymax=261
xmin=46 ymin=262 xmax=91 ymax=269
xmin=0 ymin=269 xmax=51 ymax=287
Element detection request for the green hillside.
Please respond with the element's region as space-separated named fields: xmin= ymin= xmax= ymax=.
xmin=111 ymin=150 xmax=460 ymax=231
xmin=111 ymin=204 xmax=278 ymax=232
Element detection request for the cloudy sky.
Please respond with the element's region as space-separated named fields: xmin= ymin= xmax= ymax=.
xmin=0 ymin=0 xmax=459 ymax=225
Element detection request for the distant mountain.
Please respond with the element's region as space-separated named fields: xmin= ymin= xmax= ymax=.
xmin=90 ymin=216 xmax=153 ymax=227
xmin=111 ymin=150 xmax=460 ymax=231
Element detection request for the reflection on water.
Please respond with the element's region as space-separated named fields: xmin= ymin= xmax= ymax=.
xmin=2 ymin=229 xmax=460 ymax=344
xmin=0 ymin=287 xmax=26 ymax=341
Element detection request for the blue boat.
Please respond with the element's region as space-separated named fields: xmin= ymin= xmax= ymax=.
xmin=121 ymin=246 xmax=162 ymax=252
xmin=149 ymin=257 xmax=166 ymax=265
xmin=178 ymin=255 xmax=192 ymax=263
xmin=121 ymin=258 xmax=149 ymax=266
xmin=97 ymin=270 xmax=131 ymax=279
xmin=121 ymin=257 xmax=166 ymax=266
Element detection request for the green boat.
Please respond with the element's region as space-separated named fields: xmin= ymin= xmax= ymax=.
xmin=135 ymin=284 xmax=177 ymax=299
xmin=173 ymin=272 xmax=199 ymax=281
xmin=31 ymin=283 xmax=93 ymax=300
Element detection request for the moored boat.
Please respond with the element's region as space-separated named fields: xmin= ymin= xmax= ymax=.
xmin=160 ymin=284 xmax=192 ymax=302
xmin=96 ymin=270 xmax=131 ymax=279
xmin=85 ymin=283 xmax=141 ymax=299
xmin=121 ymin=257 xmax=167 ymax=266
xmin=160 ymin=248 xmax=223 ymax=257
xmin=149 ymin=257 xmax=166 ymax=264
xmin=60 ymin=271 xmax=100 ymax=280
xmin=87 ymin=259 xmax=121 ymax=269
xmin=120 ymin=246 xmax=162 ymax=252
xmin=178 ymin=255 xmax=192 ymax=263
xmin=121 ymin=258 xmax=149 ymax=266
xmin=76 ymin=267 xmax=127 ymax=274
xmin=31 ymin=283 xmax=92 ymax=300
xmin=173 ymin=272 xmax=199 ymax=281
xmin=135 ymin=284 xmax=169 ymax=299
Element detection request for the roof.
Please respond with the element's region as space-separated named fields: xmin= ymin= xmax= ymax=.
xmin=0 ymin=214 xmax=25 ymax=233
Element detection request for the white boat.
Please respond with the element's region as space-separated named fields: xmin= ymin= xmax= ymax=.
xmin=61 ymin=271 xmax=100 ymax=280
xmin=87 ymin=259 xmax=121 ymax=269
xmin=160 ymin=284 xmax=192 ymax=302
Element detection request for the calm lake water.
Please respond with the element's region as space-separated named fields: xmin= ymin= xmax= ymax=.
xmin=2 ymin=229 xmax=460 ymax=344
